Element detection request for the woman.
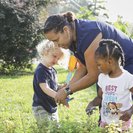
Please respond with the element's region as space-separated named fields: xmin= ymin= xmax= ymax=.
xmin=43 ymin=11 xmax=133 ymax=106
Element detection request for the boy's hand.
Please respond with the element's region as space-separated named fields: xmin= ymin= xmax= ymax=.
xmin=86 ymin=102 xmax=96 ymax=115
xmin=120 ymin=108 xmax=133 ymax=121
xmin=55 ymin=88 xmax=68 ymax=105
xmin=57 ymin=83 xmax=67 ymax=90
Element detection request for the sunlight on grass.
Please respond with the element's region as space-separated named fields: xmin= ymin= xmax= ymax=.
xmin=0 ymin=65 xmax=133 ymax=132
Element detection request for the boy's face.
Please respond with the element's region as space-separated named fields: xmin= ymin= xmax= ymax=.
xmin=44 ymin=48 xmax=63 ymax=67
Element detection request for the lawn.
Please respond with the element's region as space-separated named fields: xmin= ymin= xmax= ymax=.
xmin=0 ymin=65 xmax=132 ymax=133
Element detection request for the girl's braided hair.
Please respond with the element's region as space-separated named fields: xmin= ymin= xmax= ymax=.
xmin=95 ymin=39 xmax=125 ymax=66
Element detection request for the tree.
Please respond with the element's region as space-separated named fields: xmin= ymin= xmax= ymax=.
xmin=0 ymin=0 xmax=51 ymax=73
xmin=76 ymin=0 xmax=108 ymax=20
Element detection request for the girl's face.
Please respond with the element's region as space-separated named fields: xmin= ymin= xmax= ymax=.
xmin=95 ymin=56 xmax=111 ymax=74
xmin=44 ymin=26 xmax=73 ymax=49
xmin=44 ymin=48 xmax=63 ymax=67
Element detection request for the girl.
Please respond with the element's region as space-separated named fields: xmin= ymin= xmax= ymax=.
xmin=86 ymin=39 xmax=133 ymax=131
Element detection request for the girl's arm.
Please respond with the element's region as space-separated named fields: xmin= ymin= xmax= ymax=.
xmin=120 ymin=87 xmax=133 ymax=121
xmin=89 ymin=87 xmax=102 ymax=106
xmin=86 ymin=87 xmax=102 ymax=113
xmin=39 ymin=83 xmax=57 ymax=98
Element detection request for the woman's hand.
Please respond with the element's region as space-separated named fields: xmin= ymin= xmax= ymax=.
xmin=55 ymin=87 xmax=69 ymax=107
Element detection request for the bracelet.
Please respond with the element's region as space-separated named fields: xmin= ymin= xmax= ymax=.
xmin=64 ymin=87 xmax=73 ymax=95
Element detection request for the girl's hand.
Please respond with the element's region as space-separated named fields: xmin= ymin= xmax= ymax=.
xmin=86 ymin=102 xmax=96 ymax=115
xmin=120 ymin=108 xmax=133 ymax=121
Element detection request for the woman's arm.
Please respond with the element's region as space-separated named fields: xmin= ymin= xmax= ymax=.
xmin=69 ymin=59 xmax=87 ymax=84
xmin=69 ymin=33 xmax=102 ymax=92
xmin=55 ymin=33 xmax=102 ymax=105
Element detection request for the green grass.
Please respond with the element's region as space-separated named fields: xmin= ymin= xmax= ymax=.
xmin=0 ymin=65 xmax=133 ymax=133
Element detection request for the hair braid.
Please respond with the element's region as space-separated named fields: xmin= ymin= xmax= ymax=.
xmin=112 ymin=41 xmax=125 ymax=66
xmin=96 ymin=39 xmax=125 ymax=66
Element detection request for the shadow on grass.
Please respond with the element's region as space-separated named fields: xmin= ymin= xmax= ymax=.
xmin=0 ymin=70 xmax=34 ymax=79
xmin=0 ymin=65 xmax=68 ymax=78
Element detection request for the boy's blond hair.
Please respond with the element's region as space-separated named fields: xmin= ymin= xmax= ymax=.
xmin=36 ymin=40 xmax=70 ymax=68
xmin=36 ymin=40 xmax=59 ymax=58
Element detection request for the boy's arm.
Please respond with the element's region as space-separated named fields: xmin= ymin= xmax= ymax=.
xmin=39 ymin=83 xmax=56 ymax=98
xmin=86 ymin=87 xmax=102 ymax=113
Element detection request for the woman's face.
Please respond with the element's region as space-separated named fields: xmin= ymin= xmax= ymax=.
xmin=44 ymin=26 xmax=73 ymax=49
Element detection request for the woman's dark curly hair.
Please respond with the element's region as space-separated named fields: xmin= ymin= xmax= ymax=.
xmin=44 ymin=11 xmax=76 ymax=33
